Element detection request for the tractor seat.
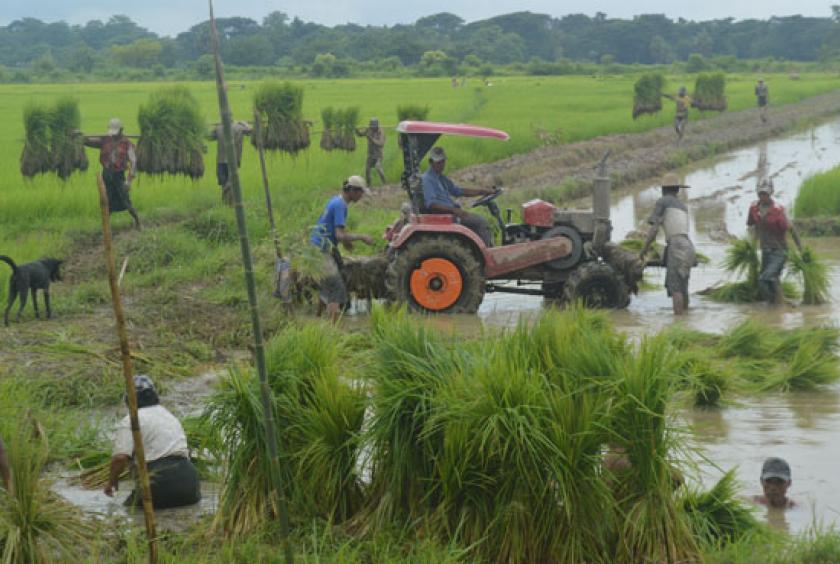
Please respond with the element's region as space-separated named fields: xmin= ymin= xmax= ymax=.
xmin=413 ymin=213 xmax=455 ymax=225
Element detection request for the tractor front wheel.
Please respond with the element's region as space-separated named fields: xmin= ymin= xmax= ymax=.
xmin=563 ymin=262 xmax=630 ymax=309
xmin=386 ymin=236 xmax=485 ymax=313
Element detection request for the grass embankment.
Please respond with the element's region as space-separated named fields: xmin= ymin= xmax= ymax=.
xmin=794 ymin=165 xmax=840 ymax=236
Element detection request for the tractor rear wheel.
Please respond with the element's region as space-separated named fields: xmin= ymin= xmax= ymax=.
xmin=386 ymin=235 xmax=485 ymax=313
xmin=563 ymin=261 xmax=630 ymax=309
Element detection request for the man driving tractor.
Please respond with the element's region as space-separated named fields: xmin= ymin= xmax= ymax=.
xmin=422 ymin=146 xmax=496 ymax=246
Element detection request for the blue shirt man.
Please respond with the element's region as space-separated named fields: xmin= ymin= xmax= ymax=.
xmin=311 ymin=195 xmax=348 ymax=249
xmin=421 ymin=147 xmax=495 ymax=246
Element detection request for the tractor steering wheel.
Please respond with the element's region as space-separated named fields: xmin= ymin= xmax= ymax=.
xmin=470 ymin=188 xmax=503 ymax=208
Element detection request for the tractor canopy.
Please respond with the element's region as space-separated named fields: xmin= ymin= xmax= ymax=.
xmin=397 ymin=121 xmax=510 ymax=212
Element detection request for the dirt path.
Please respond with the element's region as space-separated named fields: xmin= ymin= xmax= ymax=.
xmin=446 ymin=89 xmax=840 ymax=199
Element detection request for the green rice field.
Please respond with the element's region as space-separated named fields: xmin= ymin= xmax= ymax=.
xmin=794 ymin=164 xmax=840 ymax=218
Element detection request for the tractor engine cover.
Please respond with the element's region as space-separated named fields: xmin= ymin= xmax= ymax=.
xmin=522 ymin=199 xmax=556 ymax=227
xmin=541 ymin=225 xmax=584 ymax=271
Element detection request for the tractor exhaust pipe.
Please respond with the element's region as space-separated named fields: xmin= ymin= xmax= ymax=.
xmin=592 ymin=151 xmax=612 ymax=252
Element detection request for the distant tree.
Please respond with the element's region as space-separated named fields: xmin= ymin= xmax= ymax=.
xmin=649 ymin=35 xmax=674 ymax=64
xmin=685 ymin=53 xmax=707 ymax=72
xmin=194 ymin=54 xmax=214 ymax=79
xmin=31 ymin=53 xmax=56 ymax=74
xmin=415 ymin=13 xmax=465 ymax=35
xmin=225 ymin=35 xmax=274 ymax=66
xmin=463 ymin=53 xmax=482 ymax=67
xmin=600 ymin=54 xmax=615 ymax=65
xmin=111 ymin=38 xmax=162 ymax=68
xmin=67 ymin=44 xmax=96 ymax=72
xmin=419 ymin=50 xmax=457 ymax=76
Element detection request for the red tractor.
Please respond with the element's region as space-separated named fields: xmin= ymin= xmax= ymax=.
xmin=383 ymin=121 xmax=642 ymax=314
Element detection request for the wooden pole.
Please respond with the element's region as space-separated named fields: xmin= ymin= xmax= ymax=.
xmin=96 ymin=173 xmax=157 ymax=564
xmin=207 ymin=3 xmax=294 ymax=562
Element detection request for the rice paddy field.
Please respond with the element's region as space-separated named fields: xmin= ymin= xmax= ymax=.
xmin=4 ymin=72 xmax=840 ymax=561
xmin=795 ymin=164 xmax=840 ymax=218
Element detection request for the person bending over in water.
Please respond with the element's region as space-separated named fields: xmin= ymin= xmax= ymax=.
xmin=753 ymin=456 xmax=795 ymax=509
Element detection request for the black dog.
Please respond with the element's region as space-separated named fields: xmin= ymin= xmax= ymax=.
xmin=1 ymin=255 xmax=63 ymax=326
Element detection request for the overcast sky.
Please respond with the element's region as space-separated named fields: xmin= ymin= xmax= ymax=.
xmin=2 ymin=1 xmax=834 ymax=36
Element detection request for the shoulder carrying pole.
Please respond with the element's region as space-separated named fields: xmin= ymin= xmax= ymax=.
xmin=96 ymin=172 xmax=157 ymax=564
xmin=208 ymin=2 xmax=294 ymax=562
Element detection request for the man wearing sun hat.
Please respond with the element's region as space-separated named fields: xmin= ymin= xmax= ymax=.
xmin=311 ymin=175 xmax=375 ymax=322
xmin=639 ymin=172 xmax=696 ymax=315
xmin=81 ymin=118 xmax=141 ymax=229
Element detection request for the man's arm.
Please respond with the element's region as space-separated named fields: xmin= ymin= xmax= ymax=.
xmin=335 ymin=226 xmax=374 ymax=249
xmin=661 ymin=93 xmax=675 ymax=101
xmin=789 ymin=222 xmax=803 ymax=251
xmin=639 ymin=201 xmax=665 ymax=258
xmin=0 ymin=437 xmax=11 ymax=491
xmin=82 ymin=136 xmax=103 ymax=148
xmin=126 ymin=144 xmax=137 ymax=184
xmin=104 ymin=454 xmax=130 ymax=497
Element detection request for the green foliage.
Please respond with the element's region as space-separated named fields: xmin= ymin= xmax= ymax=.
xmin=319 ymin=106 xmax=358 ymax=151
xmin=787 ymin=246 xmax=830 ymax=304
xmin=20 ymin=98 xmax=87 ymax=179
xmin=682 ymin=470 xmax=761 ymax=547
xmin=632 ymin=73 xmax=665 ymax=118
xmin=252 ymin=81 xmax=310 ymax=154
xmin=396 ymin=104 xmax=430 ymax=121
xmin=136 ymin=86 xmax=205 ymax=178
xmin=794 ymin=166 xmax=840 ymax=218
xmin=693 ymin=72 xmax=728 ymax=111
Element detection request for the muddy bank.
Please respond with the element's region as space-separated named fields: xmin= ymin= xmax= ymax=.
xmin=449 ymin=89 xmax=840 ymax=200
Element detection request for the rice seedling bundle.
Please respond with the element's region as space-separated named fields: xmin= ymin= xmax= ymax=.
xmin=761 ymin=340 xmax=840 ymax=392
xmin=396 ymin=104 xmax=430 ymax=122
xmin=693 ymin=73 xmax=728 ymax=112
xmin=681 ymin=470 xmax=760 ymax=546
xmin=708 ymin=238 xmax=798 ymax=303
xmin=632 ymin=73 xmax=665 ymax=119
xmin=0 ymin=420 xmax=95 ymax=563
xmin=319 ymin=107 xmax=335 ymax=150
xmin=341 ymin=254 xmax=389 ymax=299
xmin=20 ymin=99 xmax=88 ymax=179
xmin=787 ymin=246 xmax=830 ymax=305
xmin=673 ymin=350 xmax=728 ymax=407
xmin=253 ymin=82 xmax=310 ymax=154
xmin=136 ymin=86 xmax=205 ymax=178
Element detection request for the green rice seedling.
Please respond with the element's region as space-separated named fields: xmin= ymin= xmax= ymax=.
xmin=663 ymin=325 xmax=720 ymax=350
xmin=787 ymin=246 xmax=830 ymax=305
xmin=794 ymin=166 xmax=840 ymax=219
xmin=717 ymin=320 xmax=771 ymax=359
xmin=632 ymin=73 xmax=665 ymax=119
xmin=761 ymin=340 xmax=840 ymax=392
xmin=0 ymin=420 xmax=95 ymax=563
xmin=722 ymin=238 xmax=760 ymax=283
xmin=364 ymin=306 xmax=454 ymax=525
xmin=136 ymin=86 xmax=205 ymax=178
xmin=396 ymin=104 xmax=430 ymax=121
xmin=770 ymin=326 xmax=840 ymax=359
xmin=693 ymin=73 xmax=728 ymax=112
xmin=253 ymin=81 xmax=310 ymax=154
xmin=611 ymin=336 xmax=701 ymax=563
xmin=672 ymin=350 xmax=729 ymax=407
xmin=319 ymin=106 xmax=335 ymax=150
xmin=20 ymin=104 xmax=52 ymax=177
xmin=332 ymin=107 xmax=359 ymax=151
xmin=682 ymin=470 xmax=760 ymax=547
xmin=49 ymin=97 xmax=87 ymax=180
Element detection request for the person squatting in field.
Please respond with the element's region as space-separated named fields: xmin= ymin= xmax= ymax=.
xmin=747 ymin=179 xmax=802 ymax=305
xmin=355 ymin=117 xmax=386 ymax=187
xmin=421 ymin=146 xmax=496 ymax=246
xmin=310 ymin=175 xmax=375 ymax=323
xmin=80 ymin=118 xmax=141 ymax=229
xmin=209 ymin=120 xmax=252 ymax=205
xmin=639 ymin=173 xmax=696 ymax=315
xmin=104 ymin=375 xmax=201 ymax=509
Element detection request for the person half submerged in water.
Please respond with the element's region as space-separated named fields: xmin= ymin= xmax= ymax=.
xmin=752 ymin=456 xmax=796 ymax=509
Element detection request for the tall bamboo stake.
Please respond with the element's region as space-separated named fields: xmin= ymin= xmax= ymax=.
xmin=208 ymin=3 xmax=294 ymax=562
xmin=96 ymin=173 xmax=157 ymax=564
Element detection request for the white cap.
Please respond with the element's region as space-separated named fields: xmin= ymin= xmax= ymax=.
xmin=757 ymin=178 xmax=774 ymax=196
xmin=346 ymin=175 xmax=371 ymax=195
xmin=107 ymin=118 xmax=123 ymax=135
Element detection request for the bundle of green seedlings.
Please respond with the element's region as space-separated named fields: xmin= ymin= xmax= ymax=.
xmin=692 ymin=73 xmax=728 ymax=112
xmin=0 ymin=418 xmax=95 ymax=563
xmin=319 ymin=106 xmax=359 ymax=151
xmin=136 ymin=86 xmax=205 ymax=178
xmin=396 ymin=104 xmax=430 ymax=122
xmin=253 ymin=82 xmax=310 ymax=155
xmin=706 ymin=238 xmax=798 ymax=303
xmin=632 ymin=73 xmax=665 ymax=119
xmin=666 ymin=319 xmax=840 ymax=402
xmin=20 ymin=98 xmax=88 ymax=179
xmin=787 ymin=246 xmax=830 ymax=304
xmin=680 ymin=470 xmax=761 ymax=547
xmin=203 ymin=323 xmax=366 ymax=537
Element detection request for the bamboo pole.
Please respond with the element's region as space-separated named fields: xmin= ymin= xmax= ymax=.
xmin=252 ymin=109 xmax=292 ymax=304
xmin=96 ymin=173 xmax=157 ymax=564
xmin=207 ymin=2 xmax=294 ymax=562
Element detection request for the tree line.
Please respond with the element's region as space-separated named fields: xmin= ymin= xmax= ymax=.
xmin=2 ymin=9 xmax=840 ymax=80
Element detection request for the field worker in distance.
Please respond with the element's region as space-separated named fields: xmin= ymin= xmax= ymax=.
xmin=422 ymin=147 xmax=496 ymax=246
xmin=662 ymin=86 xmax=692 ymax=140
xmin=747 ymin=179 xmax=802 ymax=305
xmin=355 ymin=117 xmax=386 ymax=187
xmin=639 ymin=173 xmax=696 ymax=315
xmin=755 ymin=78 xmax=769 ymax=123
xmin=0 ymin=436 xmax=10 ymax=490
xmin=311 ymin=175 xmax=375 ymax=323
xmin=209 ymin=120 xmax=252 ymax=206
xmin=81 ymin=118 xmax=141 ymax=229
xmin=105 ymin=375 xmax=201 ymax=509
xmin=753 ymin=457 xmax=796 ymax=509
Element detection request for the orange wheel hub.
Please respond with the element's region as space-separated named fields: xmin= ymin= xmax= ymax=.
xmin=409 ymin=258 xmax=463 ymax=311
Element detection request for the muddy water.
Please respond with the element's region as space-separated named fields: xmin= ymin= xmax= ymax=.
xmin=476 ymin=119 xmax=840 ymax=533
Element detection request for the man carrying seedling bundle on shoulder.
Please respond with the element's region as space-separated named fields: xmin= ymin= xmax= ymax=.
xmin=639 ymin=173 xmax=696 ymax=315
xmin=104 ymin=375 xmax=200 ymax=509
xmin=755 ymin=78 xmax=769 ymax=123
xmin=662 ymin=86 xmax=692 ymax=140
xmin=209 ymin=120 xmax=252 ymax=205
xmin=311 ymin=175 xmax=375 ymax=323
xmin=748 ymin=179 xmax=802 ymax=305
xmin=80 ymin=118 xmax=141 ymax=229
xmin=355 ymin=117 xmax=386 ymax=187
